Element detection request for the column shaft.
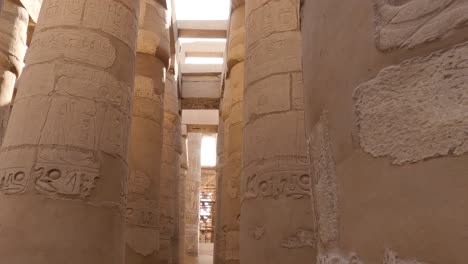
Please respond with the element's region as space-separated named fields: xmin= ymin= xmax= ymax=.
xmin=241 ymin=0 xmax=316 ymax=263
xmin=179 ymin=135 xmax=188 ymax=260
xmin=126 ymin=52 xmax=165 ymax=262
xmin=0 ymin=0 xmax=139 ymax=263
xmin=126 ymin=0 xmax=170 ymax=262
xmin=0 ymin=0 xmax=28 ymax=145
xmin=159 ymin=72 xmax=182 ymax=264
xmin=185 ymin=133 xmax=202 ymax=256
xmin=215 ymin=4 xmax=245 ymax=264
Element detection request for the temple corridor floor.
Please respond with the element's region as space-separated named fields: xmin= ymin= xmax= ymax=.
xmin=184 ymin=243 xmax=214 ymax=264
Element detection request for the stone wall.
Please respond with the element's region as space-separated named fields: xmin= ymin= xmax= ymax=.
xmin=301 ymin=0 xmax=468 ymax=263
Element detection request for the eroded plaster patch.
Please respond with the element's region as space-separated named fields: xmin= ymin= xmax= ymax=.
xmin=355 ymin=42 xmax=468 ymax=165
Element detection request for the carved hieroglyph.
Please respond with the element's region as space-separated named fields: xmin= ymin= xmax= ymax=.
xmin=280 ymin=229 xmax=315 ymax=249
xmin=374 ymin=0 xmax=468 ymax=50
xmin=355 ymin=41 xmax=468 ymax=164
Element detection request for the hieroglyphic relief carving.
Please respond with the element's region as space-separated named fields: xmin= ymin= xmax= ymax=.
xmin=310 ymin=112 xmax=339 ymax=247
xmin=246 ymin=0 xmax=299 ymax=47
xmin=99 ymin=107 xmax=131 ymax=158
xmin=280 ymin=229 xmax=316 ymax=248
xmin=374 ymin=0 xmax=468 ymax=50
xmin=33 ymin=149 xmax=100 ymax=198
xmin=55 ymin=62 xmax=132 ymax=112
xmin=383 ymin=249 xmax=429 ymax=264
xmin=83 ymin=0 xmax=138 ymax=49
xmin=0 ymin=168 xmax=28 ymax=194
xmin=126 ymin=199 xmax=158 ymax=228
xmin=36 ymin=0 xmax=85 ymax=31
xmin=27 ymin=29 xmax=116 ymax=68
xmin=243 ymin=171 xmax=310 ymax=200
xmin=355 ymin=41 xmax=468 ymax=164
xmin=128 ymin=170 xmax=151 ymax=195
xmin=39 ymin=98 xmax=97 ymax=150
xmin=317 ymin=252 xmax=363 ymax=264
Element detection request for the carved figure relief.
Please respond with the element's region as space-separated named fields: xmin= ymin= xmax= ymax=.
xmin=0 ymin=168 xmax=28 ymax=194
xmin=280 ymin=229 xmax=316 ymax=249
xmin=126 ymin=199 xmax=158 ymax=228
xmin=374 ymin=0 xmax=468 ymax=50
xmin=243 ymin=171 xmax=310 ymax=200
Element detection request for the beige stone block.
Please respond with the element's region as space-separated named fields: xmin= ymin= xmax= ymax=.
xmin=228 ymin=5 xmax=246 ymax=65
xmin=35 ymin=0 xmax=85 ymax=32
xmin=230 ymin=62 xmax=244 ymax=105
xmin=27 ymin=29 xmax=117 ymax=68
xmin=243 ymin=111 xmax=307 ymax=165
xmin=82 ymin=0 xmax=138 ymax=49
xmin=2 ymin=96 xmax=50 ymax=147
xmin=355 ymin=41 xmax=468 ymax=164
xmin=246 ymin=0 xmax=299 ymax=47
xmin=15 ymin=63 xmax=55 ymax=101
xmin=98 ymin=105 xmax=131 ymax=158
xmin=246 ymin=31 xmax=302 ymax=84
xmin=0 ymin=148 xmax=35 ymax=194
xmin=132 ymin=97 xmax=164 ymax=124
xmin=0 ymin=0 xmax=28 ymax=70
xmin=0 ymin=70 xmax=15 ymax=145
xmin=375 ymin=0 xmax=468 ymax=50
xmin=244 ymin=74 xmax=290 ymax=123
xmin=38 ymin=97 xmax=97 ymax=150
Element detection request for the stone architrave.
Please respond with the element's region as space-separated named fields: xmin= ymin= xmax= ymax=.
xmin=0 ymin=0 xmax=29 ymax=145
xmin=159 ymin=72 xmax=182 ymax=264
xmin=126 ymin=0 xmax=170 ymax=263
xmin=241 ymin=0 xmax=316 ymax=263
xmin=0 ymin=0 xmax=139 ymax=263
xmin=185 ymin=133 xmax=202 ymax=256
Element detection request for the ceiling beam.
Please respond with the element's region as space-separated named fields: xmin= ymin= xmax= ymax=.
xmin=182 ymin=98 xmax=220 ymax=110
xmin=178 ymin=29 xmax=227 ymax=39
xmin=186 ymin=52 xmax=224 ymax=58
xmin=187 ymin=124 xmax=218 ymax=134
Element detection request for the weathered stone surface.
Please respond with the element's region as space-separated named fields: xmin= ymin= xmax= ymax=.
xmin=0 ymin=0 xmax=139 ymax=262
xmin=355 ymin=42 xmax=468 ymax=165
xmin=374 ymin=0 xmax=468 ymax=51
xmin=310 ymin=113 xmax=339 ymax=248
xmin=317 ymin=252 xmax=363 ymax=264
xmin=383 ymin=249 xmax=429 ymax=264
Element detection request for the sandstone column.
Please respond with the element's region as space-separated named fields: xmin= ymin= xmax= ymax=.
xmin=241 ymin=0 xmax=316 ymax=263
xmin=301 ymin=0 xmax=468 ymax=263
xmin=159 ymin=72 xmax=182 ymax=264
xmin=0 ymin=0 xmax=139 ymax=262
xmin=214 ymin=115 xmax=224 ymax=264
xmin=0 ymin=0 xmax=28 ymax=145
xmin=215 ymin=4 xmax=245 ymax=263
xmin=185 ymin=132 xmax=203 ymax=256
xmin=126 ymin=0 xmax=170 ymax=262
xmin=179 ymin=134 xmax=188 ymax=260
